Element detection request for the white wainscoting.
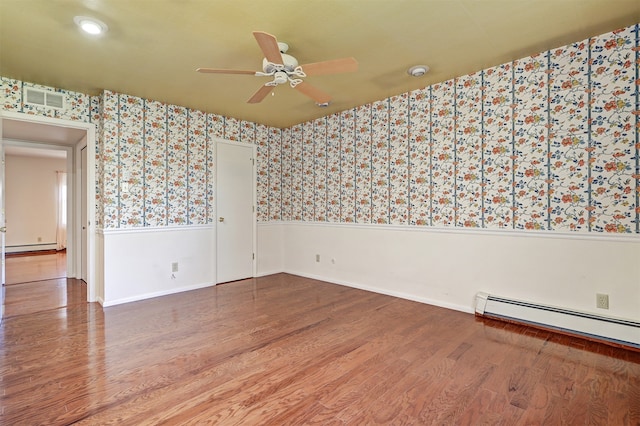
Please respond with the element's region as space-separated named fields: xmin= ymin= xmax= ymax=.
xmin=100 ymin=226 xmax=215 ymax=306
xmin=256 ymin=222 xmax=284 ymax=277
xmin=258 ymin=222 xmax=640 ymax=322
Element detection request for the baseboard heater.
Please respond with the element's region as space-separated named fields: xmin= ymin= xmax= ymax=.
xmin=475 ymin=292 xmax=640 ymax=349
xmin=6 ymin=243 xmax=57 ymax=254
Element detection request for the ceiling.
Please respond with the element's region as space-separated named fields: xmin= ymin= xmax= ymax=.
xmin=2 ymin=119 xmax=83 ymax=159
xmin=1 ymin=1 xmax=639 ymax=129
xmin=3 ymin=119 xmax=86 ymax=146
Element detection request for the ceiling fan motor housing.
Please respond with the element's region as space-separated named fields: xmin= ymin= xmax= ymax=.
xmin=197 ymin=31 xmax=357 ymax=105
xmin=273 ymin=71 xmax=288 ymax=85
xmin=263 ymin=53 xmax=299 ymax=74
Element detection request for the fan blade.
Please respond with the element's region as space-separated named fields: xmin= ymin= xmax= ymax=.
xmin=196 ymin=68 xmax=257 ymax=75
xmin=294 ymin=81 xmax=332 ymax=104
xmin=247 ymin=84 xmax=275 ymax=104
xmin=253 ymin=31 xmax=283 ymax=64
xmin=300 ymin=58 xmax=358 ymax=76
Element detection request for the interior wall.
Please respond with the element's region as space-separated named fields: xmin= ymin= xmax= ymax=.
xmin=255 ymin=23 xmax=640 ymax=326
xmin=263 ymin=24 xmax=638 ymax=235
xmin=2 ymin=23 xmax=637 ymax=316
xmin=1 ymin=78 xmax=277 ymax=305
xmin=269 ymin=223 xmax=640 ymax=321
xmin=98 ymin=92 xmax=274 ymax=229
xmin=5 ymin=154 xmax=67 ymax=252
xmin=101 ymin=226 xmax=214 ymax=306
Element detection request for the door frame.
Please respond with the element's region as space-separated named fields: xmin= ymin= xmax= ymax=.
xmin=214 ymin=138 xmax=257 ymax=282
xmin=0 ymin=111 xmax=97 ymax=303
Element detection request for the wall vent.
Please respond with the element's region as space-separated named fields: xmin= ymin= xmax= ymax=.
xmin=24 ymin=87 xmax=65 ymax=110
xmin=475 ymin=292 xmax=639 ymax=349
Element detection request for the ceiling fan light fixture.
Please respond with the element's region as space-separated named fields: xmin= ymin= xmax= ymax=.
xmin=407 ymin=65 xmax=430 ymax=77
xmin=74 ymin=16 xmax=108 ymax=36
xmin=273 ymin=71 xmax=288 ymax=85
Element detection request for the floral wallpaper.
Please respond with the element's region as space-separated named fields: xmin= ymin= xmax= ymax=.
xmin=1 ymin=79 xmax=94 ymax=123
xmin=262 ymin=24 xmax=639 ymax=233
xmin=1 ymin=79 xmax=275 ymax=229
xmin=98 ymin=91 xmax=273 ymax=228
xmin=2 ymin=23 xmax=638 ymax=234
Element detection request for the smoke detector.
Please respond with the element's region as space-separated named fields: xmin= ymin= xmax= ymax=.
xmin=407 ymin=65 xmax=430 ymax=77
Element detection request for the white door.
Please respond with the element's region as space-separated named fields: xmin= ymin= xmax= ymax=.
xmin=216 ymin=141 xmax=254 ymax=283
xmin=80 ymin=146 xmax=87 ymax=282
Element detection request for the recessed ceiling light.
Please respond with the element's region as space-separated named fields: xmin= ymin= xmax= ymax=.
xmin=74 ymin=16 xmax=108 ymax=36
xmin=407 ymin=65 xmax=430 ymax=77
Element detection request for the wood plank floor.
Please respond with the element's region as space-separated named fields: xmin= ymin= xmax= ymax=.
xmin=5 ymin=251 xmax=67 ymax=285
xmin=1 ymin=273 xmax=639 ymax=424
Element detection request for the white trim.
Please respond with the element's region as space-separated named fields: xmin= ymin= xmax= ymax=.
xmin=100 ymin=224 xmax=214 ymax=235
xmin=283 ymin=270 xmax=474 ymax=314
xmin=101 ymin=281 xmax=216 ymax=307
xmin=255 ymin=269 xmax=282 ymax=278
xmin=259 ymin=220 xmax=640 ymax=243
xmin=4 ymin=138 xmax=74 ymax=152
xmin=257 ymin=221 xmax=284 ymax=228
xmin=6 ymin=244 xmax=57 ymax=253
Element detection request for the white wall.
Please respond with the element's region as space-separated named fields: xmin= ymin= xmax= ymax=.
xmin=5 ymin=154 xmax=67 ymax=252
xmin=256 ymin=222 xmax=284 ymax=277
xmin=101 ymin=226 xmax=215 ymax=306
xmin=256 ymin=222 xmax=640 ymax=321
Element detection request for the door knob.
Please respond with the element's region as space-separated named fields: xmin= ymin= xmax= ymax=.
xmin=0 ymin=226 xmax=6 ymax=233
xmin=219 ymin=217 xmax=225 ymax=222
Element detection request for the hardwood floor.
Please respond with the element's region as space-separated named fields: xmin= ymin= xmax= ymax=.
xmin=5 ymin=251 xmax=67 ymax=284
xmin=1 ymin=273 xmax=638 ymax=424
xmin=3 ymin=250 xmax=79 ymax=318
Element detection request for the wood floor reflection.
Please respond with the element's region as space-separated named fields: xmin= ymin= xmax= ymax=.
xmin=3 ymin=251 xmax=82 ymax=318
xmin=3 ymin=277 xmax=86 ymax=318
xmin=5 ymin=251 xmax=67 ymax=284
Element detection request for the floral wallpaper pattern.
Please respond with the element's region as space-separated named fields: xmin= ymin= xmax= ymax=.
xmin=98 ymin=92 xmax=274 ymax=228
xmin=1 ymin=80 xmax=275 ymax=229
xmin=266 ymin=24 xmax=639 ymax=233
xmin=2 ymin=24 xmax=638 ymax=234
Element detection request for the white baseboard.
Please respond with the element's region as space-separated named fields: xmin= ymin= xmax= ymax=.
xmin=102 ymin=281 xmax=215 ymax=307
xmin=283 ymin=269 xmax=474 ymax=315
xmin=6 ymin=244 xmax=57 ymax=253
xmin=255 ymin=269 xmax=283 ymax=278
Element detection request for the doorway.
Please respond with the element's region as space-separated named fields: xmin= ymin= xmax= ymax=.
xmin=0 ymin=112 xmax=96 ymax=304
xmin=216 ymin=140 xmax=256 ymax=283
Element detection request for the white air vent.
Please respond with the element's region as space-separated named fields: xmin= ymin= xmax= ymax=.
xmin=24 ymin=87 xmax=65 ymax=110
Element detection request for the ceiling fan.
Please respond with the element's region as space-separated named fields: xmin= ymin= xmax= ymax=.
xmin=197 ymin=31 xmax=358 ymax=105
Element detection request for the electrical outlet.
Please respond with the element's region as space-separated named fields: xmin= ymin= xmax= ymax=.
xmin=171 ymin=262 xmax=179 ymax=273
xmin=315 ymin=254 xmax=320 ymax=262
xmin=596 ymin=293 xmax=609 ymax=309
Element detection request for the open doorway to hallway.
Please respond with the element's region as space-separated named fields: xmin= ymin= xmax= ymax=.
xmin=1 ymin=112 xmax=97 ymax=314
